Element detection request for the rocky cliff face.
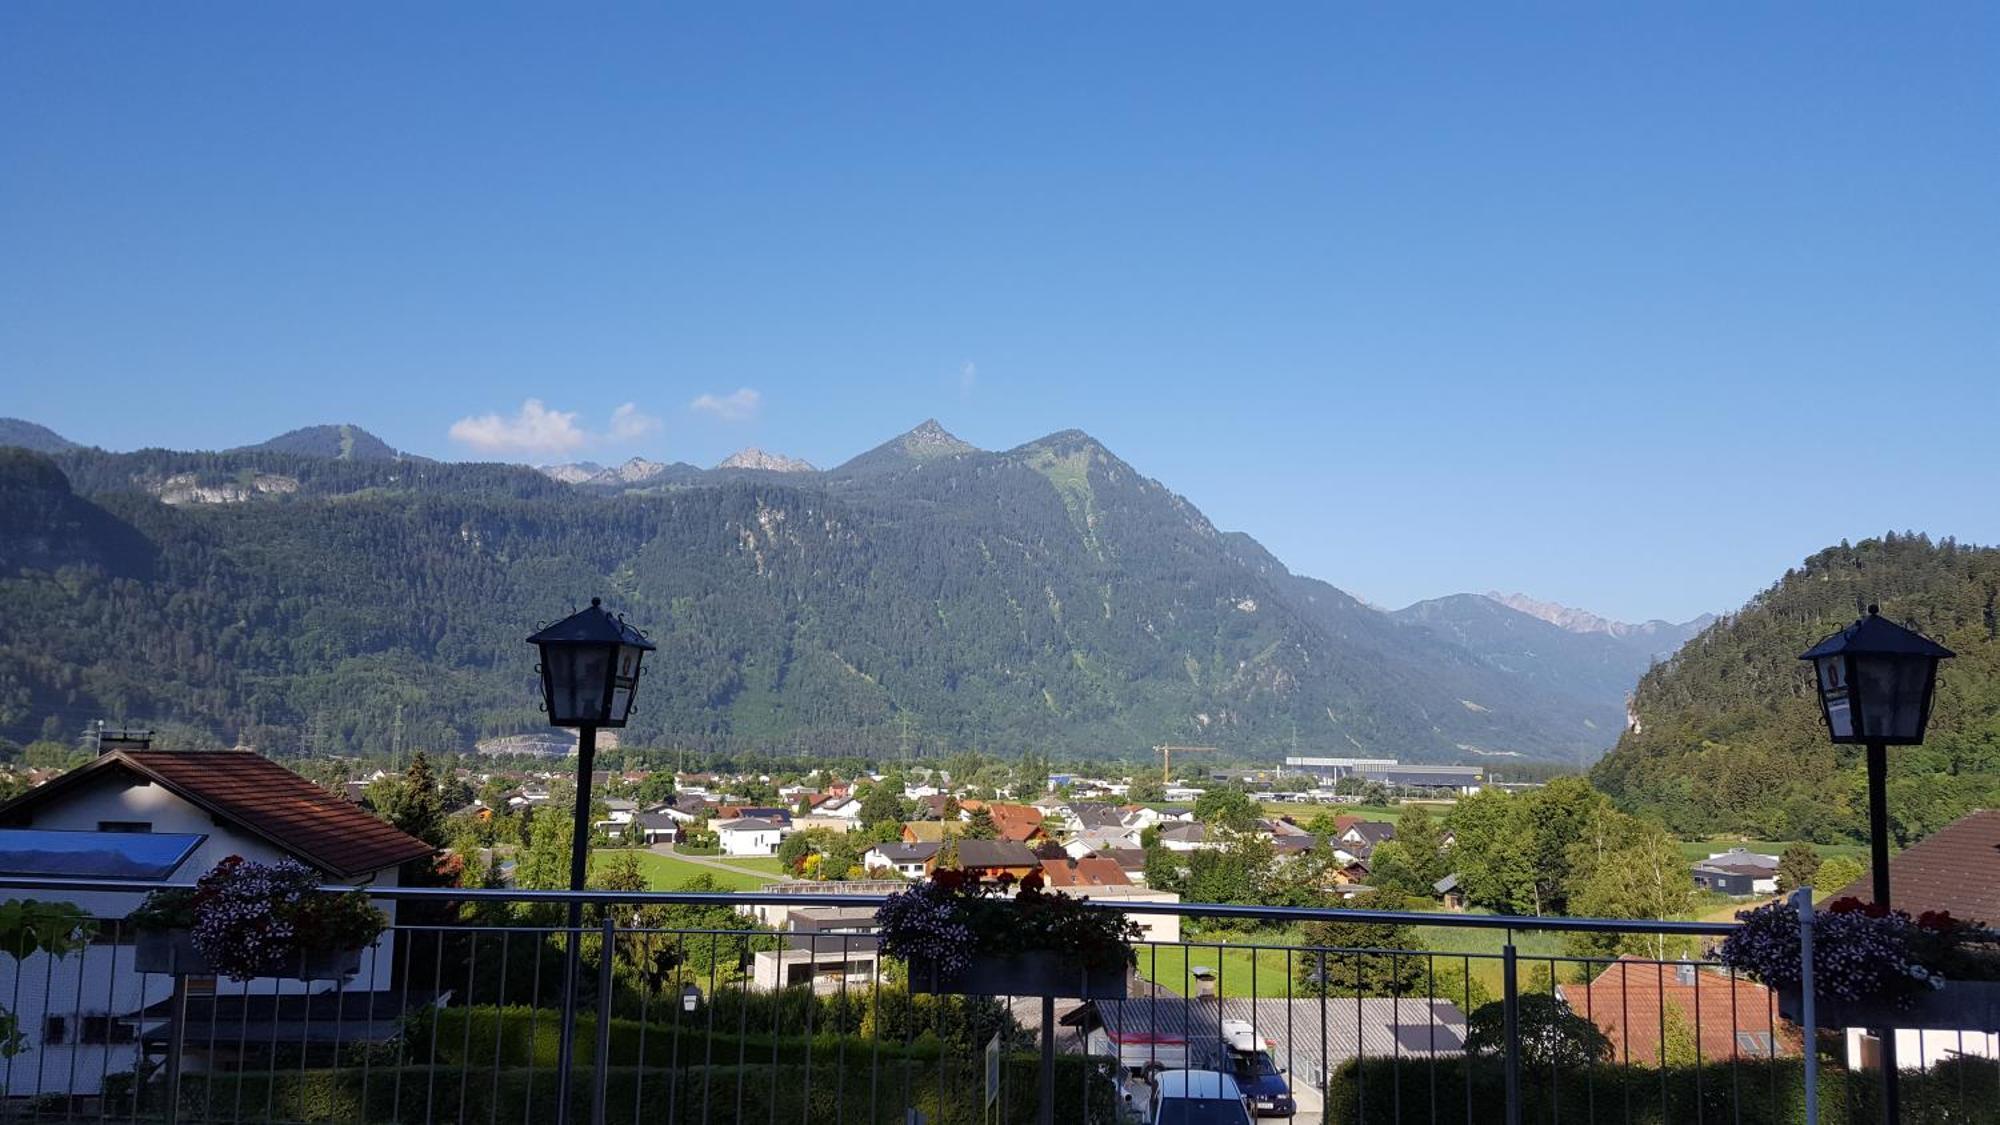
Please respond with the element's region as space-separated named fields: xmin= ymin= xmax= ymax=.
xmin=717 ymin=448 xmax=817 ymax=473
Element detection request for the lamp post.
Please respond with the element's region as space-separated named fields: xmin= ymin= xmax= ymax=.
xmin=1799 ymin=604 xmax=1952 ymax=1125
xmin=528 ymin=598 xmax=655 ymax=1125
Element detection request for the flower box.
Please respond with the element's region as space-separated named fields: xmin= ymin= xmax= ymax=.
xmin=133 ymin=929 xmax=364 ymax=979
xmin=908 ymin=951 xmax=1128 ymax=1000
xmin=1779 ymin=979 xmax=2000 ymax=1031
xmin=133 ymin=929 xmax=209 ymax=976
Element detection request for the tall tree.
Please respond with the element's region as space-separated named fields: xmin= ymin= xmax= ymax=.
xmin=1775 ymin=842 xmax=1821 ymax=894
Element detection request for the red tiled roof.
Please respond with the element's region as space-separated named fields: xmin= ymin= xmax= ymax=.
xmin=1830 ymin=808 xmax=2000 ymax=923
xmin=1038 ymin=856 xmax=1132 ymax=888
xmin=1561 ymin=957 xmax=1797 ymax=1064
xmin=0 ymin=750 xmax=434 ymax=879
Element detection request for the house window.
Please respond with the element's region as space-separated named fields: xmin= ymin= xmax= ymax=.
xmin=1735 ymin=1031 xmax=1774 ymax=1058
xmin=44 ymin=1016 xmax=66 ymax=1044
xmin=79 ymin=1016 xmax=134 ymax=1045
xmin=97 ymin=821 xmax=152 ymax=834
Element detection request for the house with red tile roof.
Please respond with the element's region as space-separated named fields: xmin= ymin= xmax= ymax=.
xmin=1038 ymin=855 xmax=1132 ymax=889
xmin=1824 ymin=808 xmax=2000 ymax=1071
xmin=1558 ymin=957 xmax=1797 ymax=1066
xmin=0 ymin=749 xmax=436 ymax=1098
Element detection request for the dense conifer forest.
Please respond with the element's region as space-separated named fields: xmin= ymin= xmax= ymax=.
xmin=1592 ymin=534 xmax=2000 ymax=843
xmin=0 ymin=426 xmax=1639 ymax=764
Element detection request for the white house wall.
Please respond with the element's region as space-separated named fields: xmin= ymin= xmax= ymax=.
xmin=0 ymin=772 xmax=404 ymax=1095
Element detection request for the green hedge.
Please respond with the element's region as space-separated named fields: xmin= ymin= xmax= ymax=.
xmin=158 ymin=1059 xmax=1115 ymax=1124
xmin=405 ymin=996 xmax=1019 ymax=1068
xmin=1325 ymin=1054 xmax=2000 ymax=1124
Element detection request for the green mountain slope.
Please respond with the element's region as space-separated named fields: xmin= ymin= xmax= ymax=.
xmin=0 ymin=424 xmax=1655 ymax=763
xmin=237 ymin=424 xmax=400 ymax=461
xmin=0 ymin=419 xmax=81 ymax=455
xmin=1591 ymin=534 xmax=2000 ymax=843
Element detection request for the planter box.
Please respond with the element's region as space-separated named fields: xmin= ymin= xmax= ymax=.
xmin=133 ymin=929 xmax=209 ymax=976
xmin=908 ymin=951 xmax=1128 ymax=1000
xmin=132 ymin=930 xmax=363 ymax=981
xmin=1779 ymin=980 xmax=2000 ymax=1031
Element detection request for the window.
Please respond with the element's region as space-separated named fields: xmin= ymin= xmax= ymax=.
xmin=43 ymin=1016 xmax=66 ymax=1045
xmin=97 ymin=821 xmax=152 ymax=833
xmin=1735 ymin=1031 xmax=1774 ymax=1057
xmin=79 ymin=1016 xmax=134 ymax=1045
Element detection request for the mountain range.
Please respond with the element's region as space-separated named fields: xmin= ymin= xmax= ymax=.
xmin=0 ymin=416 xmax=1708 ymax=765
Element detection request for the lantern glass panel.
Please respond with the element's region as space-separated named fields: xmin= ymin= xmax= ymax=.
xmin=546 ymin=643 xmax=612 ymax=725
xmin=1815 ymin=655 xmax=1854 ymax=741
xmin=1853 ymin=653 xmax=1934 ymax=743
xmin=602 ymin=643 xmax=644 ymax=725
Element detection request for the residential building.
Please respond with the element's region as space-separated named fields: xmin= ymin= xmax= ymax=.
xmin=1689 ymin=848 xmax=1780 ymax=897
xmin=1559 ymin=957 xmax=1796 ymax=1064
xmin=862 ymin=841 xmax=939 ymax=879
xmin=939 ymin=839 xmax=1040 ymax=881
xmin=0 ymin=749 xmax=434 ymax=1096
xmin=713 ymin=817 xmax=785 ymax=856
xmin=1825 ymin=808 xmax=2000 ymax=1070
xmin=1037 ymin=856 xmax=1131 ymax=890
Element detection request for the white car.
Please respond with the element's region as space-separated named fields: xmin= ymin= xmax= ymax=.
xmin=1148 ymin=1068 xmax=1254 ymax=1125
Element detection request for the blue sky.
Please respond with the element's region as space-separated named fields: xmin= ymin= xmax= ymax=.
xmin=3 ymin=5 xmax=1995 ymax=623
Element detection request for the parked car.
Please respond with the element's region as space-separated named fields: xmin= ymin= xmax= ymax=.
xmin=1148 ymin=1069 xmax=1254 ymax=1125
xmin=1228 ymin=1048 xmax=1294 ymax=1117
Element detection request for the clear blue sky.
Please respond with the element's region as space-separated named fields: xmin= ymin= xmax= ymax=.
xmin=4 ymin=5 xmax=1995 ymax=623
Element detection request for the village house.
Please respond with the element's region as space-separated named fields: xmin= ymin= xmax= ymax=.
xmin=1559 ymin=957 xmax=1796 ymax=1064
xmin=861 ymin=841 xmax=939 ymax=879
xmin=713 ymin=816 xmax=785 ymax=856
xmin=1688 ymin=848 xmax=1780 ymax=897
xmin=938 ymin=839 xmax=1040 ymax=881
xmin=0 ymin=748 xmax=435 ymax=1097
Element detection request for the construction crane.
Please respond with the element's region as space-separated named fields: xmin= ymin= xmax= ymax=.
xmin=1151 ymin=744 xmax=1217 ymax=785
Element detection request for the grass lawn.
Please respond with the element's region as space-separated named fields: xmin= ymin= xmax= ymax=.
xmin=1676 ymin=837 xmax=1870 ymax=863
xmin=627 ymin=850 xmax=769 ymax=892
xmin=1257 ymin=802 xmax=1420 ymax=824
xmin=1134 ymin=935 xmax=1303 ymax=997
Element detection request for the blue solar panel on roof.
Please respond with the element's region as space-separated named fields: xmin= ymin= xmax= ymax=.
xmin=0 ymin=829 xmax=205 ymax=880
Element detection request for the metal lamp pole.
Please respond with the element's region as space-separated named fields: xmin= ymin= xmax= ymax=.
xmin=555 ymin=722 xmax=599 ymax=1125
xmin=1866 ymin=739 xmax=1898 ymax=1124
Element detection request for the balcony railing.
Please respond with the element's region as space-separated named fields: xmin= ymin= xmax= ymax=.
xmin=0 ymin=878 xmax=1992 ymax=1123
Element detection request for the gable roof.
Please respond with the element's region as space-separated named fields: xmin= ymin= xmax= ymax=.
xmin=866 ymin=841 xmax=940 ymax=863
xmin=1560 ymin=957 xmax=1797 ymax=1062
xmin=902 ymin=820 xmax=968 ymax=843
xmin=949 ymin=839 xmax=1040 ymax=869
xmin=1830 ymin=808 xmax=2000 ymax=921
xmin=1038 ymin=856 xmax=1132 ymax=888
xmin=0 ymin=750 xmax=434 ymax=879
xmin=714 ymin=817 xmax=783 ymax=832
xmin=1094 ymin=846 xmax=1147 ymax=872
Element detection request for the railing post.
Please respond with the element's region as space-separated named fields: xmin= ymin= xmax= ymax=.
xmin=1039 ymin=994 xmax=1056 ymax=1125
xmin=593 ymin=914 xmax=616 ymax=1125
xmin=1502 ymin=942 xmax=1521 ymax=1125
xmin=1794 ymin=886 xmax=1819 ymax=1125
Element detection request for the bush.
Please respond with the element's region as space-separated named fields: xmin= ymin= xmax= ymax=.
xmin=1325 ymin=1054 xmax=2000 ymax=1124
xmin=163 ymin=1058 xmax=1117 ymax=1124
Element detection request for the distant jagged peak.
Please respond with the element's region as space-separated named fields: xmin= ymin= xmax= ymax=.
xmin=899 ymin=419 xmax=975 ymax=458
xmin=239 ymin=424 xmax=399 ymax=461
xmin=538 ymin=461 xmax=606 ymax=484
xmin=601 ymin=457 xmax=671 ymax=484
xmin=717 ymin=448 xmax=817 ymax=473
xmin=1484 ymin=591 xmax=1705 ymax=637
xmin=0 ymin=418 xmax=82 ymax=455
xmin=829 ymin=419 xmax=978 ymax=477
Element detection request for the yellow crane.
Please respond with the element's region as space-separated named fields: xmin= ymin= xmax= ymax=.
xmin=1151 ymin=744 xmax=1217 ymax=785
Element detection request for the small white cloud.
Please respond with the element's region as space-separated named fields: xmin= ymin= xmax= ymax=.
xmin=449 ymin=399 xmax=590 ymax=456
xmin=690 ymin=387 xmax=762 ymax=422
xmin=608 ymin=402 xmax=661 ymax=441
xmin=959 ymin=361 xmax=977 ymax=398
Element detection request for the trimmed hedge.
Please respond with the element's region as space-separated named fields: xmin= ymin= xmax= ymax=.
xmin=159 ymin=1059 xmax=1116 ymax=1124
xmin=1326 ymin=1054 xmax=2000 ymax=1124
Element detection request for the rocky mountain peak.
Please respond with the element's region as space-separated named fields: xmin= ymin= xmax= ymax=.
xmin=717 ymin=448 xmax=817 ymax=473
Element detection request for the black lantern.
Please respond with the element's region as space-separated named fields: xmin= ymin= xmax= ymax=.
xmin=1798 ymin=604 xmax=1953 ymax=745
xmin=527 ymin=598 xmax=655 ymax=728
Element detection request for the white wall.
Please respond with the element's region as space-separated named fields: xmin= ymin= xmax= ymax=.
xmin=0 ymin=772 xmax=404 ymax=1096
xmin=1846 ymin=1026 xmax=1999 ymax=1071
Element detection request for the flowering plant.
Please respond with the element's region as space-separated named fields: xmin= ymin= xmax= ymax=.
xmin=874 ymin=868 xmax=1140 ymax=978
xmin=184 ymin=857 xmax=387 ymax=981
xmin=1718 ymin=897 xmax=2000 ymax=1007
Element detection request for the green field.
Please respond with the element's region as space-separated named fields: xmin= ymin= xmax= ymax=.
xmin=627 ymin=850 xmax=775 ymax=892
xmin=1675 ymin=837 xmax=1870 ymax=863
xmin=1256 ymin=802 xmax=1427 ymax=824
xmin=1135 ymin=935 xmax=1304 ymax=997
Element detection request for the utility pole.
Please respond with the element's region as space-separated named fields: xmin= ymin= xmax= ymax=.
xmin=1151 ymin=744 xmax=1217 ymax=785
xmin=391 ymin=704 xmax=405 ymax=768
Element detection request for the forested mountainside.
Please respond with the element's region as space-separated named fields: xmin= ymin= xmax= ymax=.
xmin=1 ymin=421 xmax=1665 ymax=763
xmin=1592 ymin=534 xmax=2000 ymax=843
